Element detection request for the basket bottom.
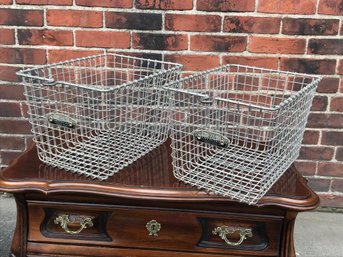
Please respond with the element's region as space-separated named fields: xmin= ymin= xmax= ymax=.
xmin=172 ymin=143 xmax=295 ymax=205
xmin=41 ymin=130 xmax=164 ymax=180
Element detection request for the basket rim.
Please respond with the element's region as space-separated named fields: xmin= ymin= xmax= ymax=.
xmin=163 ymin=64 xmax=321 ymax=112
xmin=16 ymin=53 xmax=183 ymax=92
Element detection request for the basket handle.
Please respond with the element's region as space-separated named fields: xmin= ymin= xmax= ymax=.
xmin=42 ymin=78 xmax=58 ymax=86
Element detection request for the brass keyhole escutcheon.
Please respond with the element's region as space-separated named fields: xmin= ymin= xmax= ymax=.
xmin=146 ymin=220 xmax=161 ymax=236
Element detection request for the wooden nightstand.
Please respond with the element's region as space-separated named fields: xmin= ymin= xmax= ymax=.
xmin=0 ymin=140 xmax=319 ymax=257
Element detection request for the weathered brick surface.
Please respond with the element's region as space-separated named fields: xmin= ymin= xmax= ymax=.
xmin=319 ymin=194 xmax=343 ymax=208
xmin=106 ymin=12 xmax=162 ymax=30
xmin=191 ymin=35 xmax=247 ymax=52
xmin=280 ymin=58 xmax=336 ymax=74
xmin=0 ymin=29 xmax=14 ymax=45
xmin=136 ymin=0 xmax=192 ymax=10
xmin=258 ymin=0 xmax=316 ymax=14
xmin=318 ymin=162 xmax=343 ymax=177
xmin=132 ymin=33 xmax=188 ymax=51
xmin=18 ymin=29 xmax=73 ymax=46
xmin=75 ymin=0 xmax=132 ymax=8
xmin=165 ymin=14 xmax=221 ymax=32
xmin=282 ymin=18 xmax=339 ymax=35
xmin=308 ymin=39 xmax=343 ymax=55
xmin=249 ymin=37 xmax=306 ymax=54
xmin=197 ymin=0 xmax=255 ymax=12
xmin=48 ymin=49 xmax=104 ymax=63
xmin=0 ymin=8 xmax=43 ymax=26
xmin=0 ymin=0 xmax=342 ymax=207
xmin=222 ymin=56 xmax=278 ymax=69
xmin=307 ymin=178 xmax=331 ymax=192
xmin=165 ymin=54 xmax=220 ymax=71
xmin=307 ymin=113 xmax=343 ymax=129
xmin=322 ymin=131 xmax=343 ymax=146
xmin=299 ymin=146 xmax=334 ymax=161
xmin=47 ymin=10 xmax=103 ymax=28
xmin=224 ymin=16 xmax=280 ymax=34
xmin=318 ymin=0 xmax=343 ymax=15
xmin=76 ymin=31 xmax=130 ymax=48
xmin=0 ymin=48 xmax=46 ymax=64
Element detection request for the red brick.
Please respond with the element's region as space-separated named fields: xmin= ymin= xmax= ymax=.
xmin=0 ymin=151 xmax=22 ymax=165
xmin=106 ymin=12 xmax=162 ymax=30
xmin=165 ymin=14 xmax=221 ymax=32
xmin=0 ymin=85 xmax=25 ymax=100
xmin=0 ymin=65 xmax=20 ymax=82
xmin=282 ymin=18 xmax=339 ymax=35
xmin=109 ymin=51 xmax=162 ymax=62
xmin=294 ymin=161 xmax=317 ymax=176
xmin=318 ymin=162 xmax=343 ymax=177
xmin=164 ymin=54 xmax=220 ymax=71
xmin=48 ymin=49 xmax=104 ymax=63
xmin=18 ymin=29 xmax=73 ymax=46
xmin=0 ymin=8 xmax=43 ymax=26
xmin=17 ymin=0 xmax=72 ymax=4
xmin=317 ymin=77 xmax=339 ymax=93
xmin=307 ymin=113 xmax=343 ymax=129
xmin=0 ymin=136 xmax=26 ymax=150
xmin=308 ymin=39 xmax=343 ymax=55
xmin=280 ymin=58 xmax=336 ymax=75
xmin=0 ymin=119 xmax=31 ymax=134
xmin=0 ymin=102 xmax=21 ymax=117
xmin=224 ymin=16 xmax=280 ymax=34
xmin=0 ymin=48 xmax=46 ymax=65
xmin=310 ymin=96 xmax=328 ymax=111
xmin=318 ymin=0 xmax=343 ymax=15
xmin=76 ymin=0 xmax=132 ymax=8
xmin=191 ymin=35 xmax=246 ymax=52
xmin=338 ymin=60 xmax=343 ymax=75
xmin=76 ymin=31 xmax=130 ymax=48
xmin=222 ymin=56 xmax=278 ymax=69
xmin=322 ymin=131 xmax=343 ymax=146
xmin=299 ymin=146 xmax=334 ymax=161
xmin=302 ymin=130 xmax=320 ymax=145
xmin=258 ymin=0 xmax=316 ymax=14
xmin=341 ymin=79 xmax=343 ymax=93
xmin=249 ymin=37 xmax=305 ymax=54
xmin=336 ymin=147 xmax=343 ymax=161
xmin=307 ymin=178 xmax=331 ymax=192
xmin=136 ymin=0 xmax=192 ymax=9
xmin=132 ymin=33 xmax=187 ymax=51
xmin=318 ymin=194 xmax=343 ymax=208
xmin=47 ymin=10 xmax=102 ymax=28
xmin=197 ymin=0 xmax=255 ymax=11
xmin=330 ymin=97 xmax=343 ymax=112
xmin=0 ymin=0 xmax=12 ymax=3
xmin=332 ymin=179 xmax=343 ymax=193
xmin=0 ymin=29 xmax=14 ymax=45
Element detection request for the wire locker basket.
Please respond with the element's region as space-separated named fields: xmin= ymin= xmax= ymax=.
xmin=165 ymin=64 xmax=321 ymax=205
xmin=17 ymin=53 xmax=182 ymax=180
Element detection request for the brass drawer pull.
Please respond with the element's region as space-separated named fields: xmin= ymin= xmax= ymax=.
xmin=54 ymin=214 xmax=94 ymax=235
xmin=212 ymin=226 xmax=252 ymax=246
xmin=146 ymin=220 xmax=161 ymax=236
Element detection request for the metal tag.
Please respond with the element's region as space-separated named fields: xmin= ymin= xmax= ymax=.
xmin=194 ymin=129 xmax=230 ymax=148
xmin=47 ymin=113 xmax=76 ymax=129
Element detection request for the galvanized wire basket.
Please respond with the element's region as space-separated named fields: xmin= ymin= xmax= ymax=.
xmin=17 ymin=53 xmax=182 ymax=180
xmin=165 ymin=64 xmax=321 ymax=205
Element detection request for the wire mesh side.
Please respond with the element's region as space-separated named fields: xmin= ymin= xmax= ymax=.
xmin=166 ymin=64 xmax=320 ymax=204
xmin=20 ymin=54 xmax=182 ymax=180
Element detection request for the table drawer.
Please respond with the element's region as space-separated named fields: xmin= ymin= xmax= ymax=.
xmin=27 ymin=201 xmax=282 ymax=256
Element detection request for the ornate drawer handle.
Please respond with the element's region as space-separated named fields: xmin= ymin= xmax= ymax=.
xmin=54 ymin=214 xmax=94 ymax=235
xmin=146 ymin=220 xmax=161 ymax=236
xmin=212 ymin=226 xmax=253 ymax=246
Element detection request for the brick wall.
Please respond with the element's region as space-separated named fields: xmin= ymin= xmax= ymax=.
xmin=0 ymin=0 xmax=342 ymax=207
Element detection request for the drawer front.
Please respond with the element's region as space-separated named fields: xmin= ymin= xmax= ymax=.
xmin=27 ymin=201 xmax=282 ymax=255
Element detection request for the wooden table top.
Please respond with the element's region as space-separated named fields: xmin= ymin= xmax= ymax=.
xmin=0 ymin=140 xmax=319 ymax=210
